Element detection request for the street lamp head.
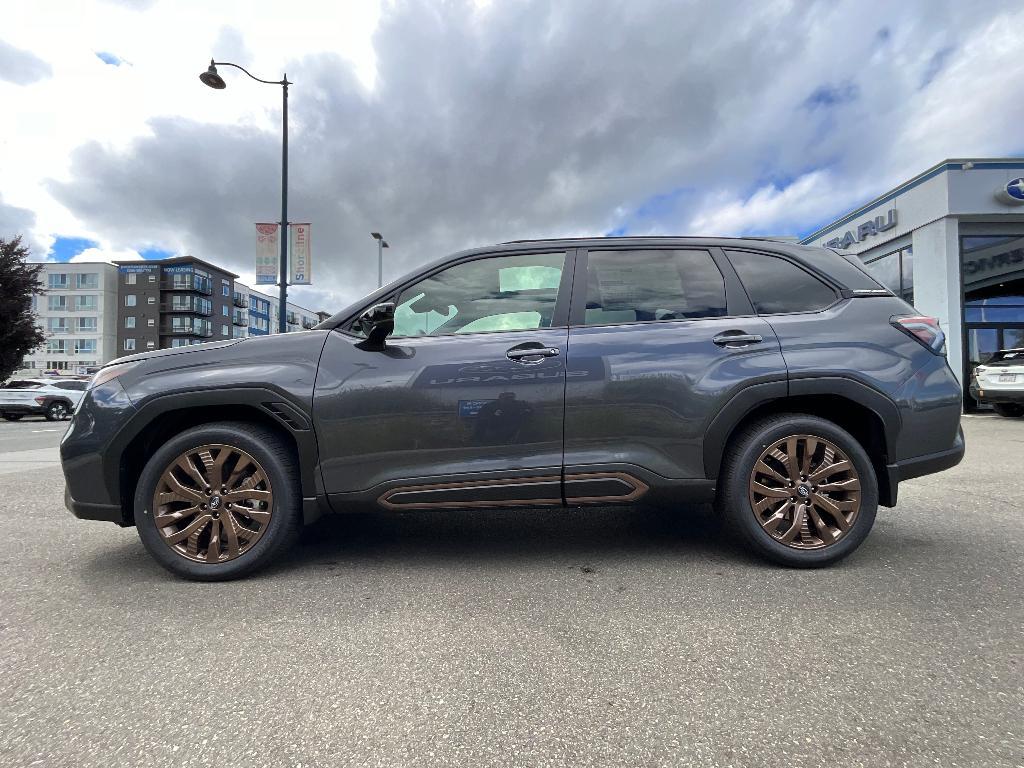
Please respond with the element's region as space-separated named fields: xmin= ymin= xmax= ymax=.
xmin=199 ymin=61 xmax=227 ymax=89
xmin=371 ymin=232 xmax=383 ymax=241
xmin=382 ymin=241 xmax=389 ymax=248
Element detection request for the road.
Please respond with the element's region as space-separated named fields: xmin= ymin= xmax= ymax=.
xmin=0 ymin=415 xmax=1021 ymax=767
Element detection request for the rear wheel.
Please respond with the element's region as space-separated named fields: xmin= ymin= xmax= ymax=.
xmin=134 ymin=422 xmax=301 ymax=580
xmin=45 ymin=401 xmax=70 ymax=421
xmin=992 ymin=403 xmax=1024 ymax=418
xmin=719 ymin=414 xmax=878 ymax=567
xmin=2 ymin=413 xmax=24 ymax=421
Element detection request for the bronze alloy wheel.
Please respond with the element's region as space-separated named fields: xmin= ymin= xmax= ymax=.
xmin=152 ymin=443 xmax=274 ymax=564
xmin=748 ymin=434 xmax=861 ymax=549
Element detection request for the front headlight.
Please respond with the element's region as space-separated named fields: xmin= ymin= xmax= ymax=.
xmin=87 ymin=361 xmax=139 ymax=391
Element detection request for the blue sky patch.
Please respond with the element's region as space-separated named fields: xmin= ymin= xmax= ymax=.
xmin=139 ymin=247 xmax=174 ymax=260
xmin=804 ymin=81 xmax=859 ymax=109
xmin=95 ymin=51 xmax=124 ymax=66
xmin=48 ymin=236 xmax=98 ymax=261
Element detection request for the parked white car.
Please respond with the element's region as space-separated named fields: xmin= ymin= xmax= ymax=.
xmin=970 ymin=348 xmax=1024 ymax=417
xmin=0 ymin=378 xmax=88 ymax=421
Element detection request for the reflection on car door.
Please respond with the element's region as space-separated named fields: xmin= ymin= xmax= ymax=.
xmin=562 ymin=248 xmax=788 ymax=500
xmin=314 ymin=250 xmax=574 ymax=510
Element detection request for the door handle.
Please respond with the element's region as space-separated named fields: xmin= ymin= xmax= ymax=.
xmin=712 ymin=332 xmax=763 ymax=347
xmin=507 ymin=345 xmax=560 ymax=362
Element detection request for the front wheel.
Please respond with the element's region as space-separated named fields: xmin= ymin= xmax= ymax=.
xmin=718 ymin=414 xmax=878 ymax=567
xmin=2 ymin=413 xmax=24 ymax=421
xmin=134 ymin=422 xmax=302 ymax=580
xmin=45 ymin=401 xmax=70 ymax=421
xmin=992 ymin=403 xmax=1024 ymax=418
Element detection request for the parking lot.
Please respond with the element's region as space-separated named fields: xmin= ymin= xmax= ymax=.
xmin=0 ymin=414 xmax=1021 ymax=767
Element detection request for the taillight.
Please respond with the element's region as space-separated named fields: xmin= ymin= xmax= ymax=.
xmin=892 ymin=315 xmax=945 ymax=354
xmin=34 ymin=396 xmax=46 ymax=405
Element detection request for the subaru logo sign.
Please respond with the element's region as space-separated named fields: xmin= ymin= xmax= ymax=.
xmin=996 ymin=177 xmax=1024 ymax=206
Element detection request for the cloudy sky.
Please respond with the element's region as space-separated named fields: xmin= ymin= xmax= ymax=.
xmin=2 ymin=0 xmax=1023 ymax=311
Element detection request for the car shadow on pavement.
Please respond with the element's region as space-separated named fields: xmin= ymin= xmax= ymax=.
xmin=268 ymin=503 xmax=759 ymax=575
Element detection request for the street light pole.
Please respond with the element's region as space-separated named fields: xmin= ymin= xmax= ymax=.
xmin=199 ymin=59 xmax=292 ymax=333
xmin=371 ymin=232 xmax=389 ymax=288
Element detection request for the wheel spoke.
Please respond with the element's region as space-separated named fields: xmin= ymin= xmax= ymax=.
xmin=806 ymin=506 xmax=835 ymax=545
xmin=800 ymin=438 xmax=817 ymax=476
xmin=754 ymin=460 xmax=789 ymax=485
xmin=785 ymin=437 xmax=799 ymax=479
xmin=177 ymin=456 xmax=208 ymax=489
xmin=222 ymin=514 xmax=242 ymax=558
xmin=225 ymin=455 xmax=253 ymax=491
xmin=759 ymin=508 xmax=787 ymax=533
xmin=779 ymin=503 xmax=805 ymax=543
xmin=160 ymin=472 xmax=204 ymax=504
xmin=751 ymin=481 xmax=791 ymax=499
xmin=812 ymin=493 xmax=853 ymax=530
xmin=206 ymin=519 xmax=221 ymax=562
xmin=818 ymin=477 xmax=860 ymax=493
xmin=165 ymin=513 xmax=213 ymax=545
xmin=154 ymin=505 xmax=201 ymax=528
xmin=808 ymin=459 xmax=851 ymax=483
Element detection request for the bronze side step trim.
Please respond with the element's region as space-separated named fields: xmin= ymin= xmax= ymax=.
xmin=379 ymin=475 xmax=562 ymax=510
xmin=564 ymin=472 xmax=650 ymax=504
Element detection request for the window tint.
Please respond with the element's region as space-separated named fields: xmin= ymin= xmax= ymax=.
xmin=728 ymin=251 xmax=837 ymax=314
xmin=56 ymin=381 xmax=87 ymax=391
xmin=389 ymin=253 xmax=566 ymax=338
xmin=812 ymin=248 xmax=886 ymax=291
xmin=583 ymin=249 xmax=726 ymax=325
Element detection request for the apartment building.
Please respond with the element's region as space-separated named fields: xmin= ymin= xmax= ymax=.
xmin=20 ymin=262 xmax=119 ymax=375
xmin=231 ymin=284 xmax=321 ymax=337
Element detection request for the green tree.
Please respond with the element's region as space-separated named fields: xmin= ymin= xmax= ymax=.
xmin=0 ymin=236 xmax=45 ymax=382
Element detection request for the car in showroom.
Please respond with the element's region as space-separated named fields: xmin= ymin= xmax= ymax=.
xmin=969 ymin=348 xmax=1024 ymax=417
xmin=60 ymin=237 xmax=965 ymax=580
xmin=1 ymin=378 xmax=87 ymax=421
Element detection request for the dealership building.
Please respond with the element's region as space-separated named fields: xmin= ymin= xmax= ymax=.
xmin=801 ymin=158 xmax=1024 ymax=407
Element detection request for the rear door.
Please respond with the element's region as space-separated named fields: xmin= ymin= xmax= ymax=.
xmin=562 ymin=247 xmax=787 ymax=499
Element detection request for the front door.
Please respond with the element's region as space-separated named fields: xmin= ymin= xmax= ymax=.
xmin=314 ymin=250 xmax=572 ymax=509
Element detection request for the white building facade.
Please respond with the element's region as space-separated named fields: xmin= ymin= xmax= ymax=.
xmin=21 ymin=262 xmax=119 ymax=375
xmin=801 ymin=158 xmax=1024 ymax=408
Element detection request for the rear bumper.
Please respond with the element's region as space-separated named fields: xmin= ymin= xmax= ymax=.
xmin=885 ymin=425 xmax=965 ymax=503
xmin=969 ymin=385 xmax=1024 ymax=405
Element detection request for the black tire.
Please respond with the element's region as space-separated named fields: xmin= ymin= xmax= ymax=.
xmin=992 ymin=403 xmax=1024 ymax=418
xmin=2 ymin=413 xmax=24 ymax=421
xmin=134 ymin=421 xmax=302 ymax=581
xmin=45 ymin=401 xmax=71 ymax=421
xmin=718 ymin=413 xmax=878 ymax=567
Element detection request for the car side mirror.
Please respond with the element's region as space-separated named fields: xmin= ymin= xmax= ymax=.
xmin=356 ymin=302 xmax=395 ymax=348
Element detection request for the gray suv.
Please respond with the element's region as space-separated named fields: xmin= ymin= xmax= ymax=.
xmin=61 ymin=238 xmax=964 ymax=579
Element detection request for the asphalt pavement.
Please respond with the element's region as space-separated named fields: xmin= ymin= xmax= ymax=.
xmin=0 ymin=415 xmax=1021 ymax=767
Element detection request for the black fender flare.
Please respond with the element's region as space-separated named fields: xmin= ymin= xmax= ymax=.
xmin=106 ymin=386 xmax=320 ymax=505
xmin=702 ymin=376 xmax=900 ymax=480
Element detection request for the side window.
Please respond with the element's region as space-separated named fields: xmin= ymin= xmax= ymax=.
xmin=388 ymin=253 xmax=566 ymax=338
xmin=583 ymin=249 xmax=726 ymax=325
xmin=56 ymin=381 xmax=87 ymax=391
xmin=728 ymin=251 xmax=837 ymax=314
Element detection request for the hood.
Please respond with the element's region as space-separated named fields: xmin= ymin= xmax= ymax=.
xmin=103 ymin=338 xmax=245 ymax=367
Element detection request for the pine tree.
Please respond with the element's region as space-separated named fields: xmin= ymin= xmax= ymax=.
xmin=0 ymin=236 xmax=46 ymax=382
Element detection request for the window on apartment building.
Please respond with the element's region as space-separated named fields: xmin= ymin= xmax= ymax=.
xmin=74 ymin=340 xmax=97 ymax=355
xmin=46 ymin=340 xmax=67 ymax=354
xmin=47 ymin=318 xmax=69 ymax=333
xmin=147 ymin=296 xmax=156 ymax=304
xmin=125 ymin=317 xmax=136 ymax=329
xmin=147 ymin=341 xmax=155 ymax=348
xmin=48 ymin=296 xmax=68 ymax=311
xmin=147 ymin=274 xmax=156 ymax=282
xmin=221 ymin=324 xmax=229 ymax=336
xmin=73 ymin=296 xmax=96 ymax=311
xmin=48 ymin=273 xmax=69 ymax=289
xmin=148 ymin=318 xmax=155 ymax=327
xmin=222 ymin=283 xmax=230 ymax=297
xmin=125 ymin=272 xmax=137 ymax=285
xmin=125 ymin=295 xmax=137 ymax=307
xmin=75 ymin=273 xmax=99 ymax=289
xmin=77 ymin=317 xmax=97 ymax=331
xmin=222 ymin=305 xmax=229 ymax=316
xmin=124 ymin=339 xmax=136 ymax=351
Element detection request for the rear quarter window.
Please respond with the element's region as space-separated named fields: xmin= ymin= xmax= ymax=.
xmin=727 ymin=251 xmax=837 ymax=314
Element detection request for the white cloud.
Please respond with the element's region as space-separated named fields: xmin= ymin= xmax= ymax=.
xmin=68 ymin=246 xmax=145 ymax=263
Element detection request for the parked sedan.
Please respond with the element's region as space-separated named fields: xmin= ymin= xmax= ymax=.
xmin=0 ymin=378 xmax=87 ymax=421
xmin=970 ymin=348 xmax=1024 ymax=417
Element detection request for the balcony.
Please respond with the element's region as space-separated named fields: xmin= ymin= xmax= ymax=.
xmin=232 ymin=314 xmax=248 ymax=327
xmin=233 ymin=294 xmax=249 ymax=308
xmin=162 ymin=298 xmax=212 ymax=316
xmin=161 ymin=322 xmax=213 ymax=338
xmin=302 ymin=319 xmax=317 ymax=330
xmin=161 ymin=276 xmax=213 ymax=295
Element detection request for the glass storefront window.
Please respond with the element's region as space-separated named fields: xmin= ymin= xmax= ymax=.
xmin=863 ymin=246 xmax=913 ymax=301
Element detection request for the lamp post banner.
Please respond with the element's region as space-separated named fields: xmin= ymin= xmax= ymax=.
xmin=255 ymin=223 xmax=279 ymax=285
xmin=290 ymin=223 xmax=312 ymax=284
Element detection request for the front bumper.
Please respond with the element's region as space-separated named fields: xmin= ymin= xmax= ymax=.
xmin=64 ymin=485 xmax=127 ymax=525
